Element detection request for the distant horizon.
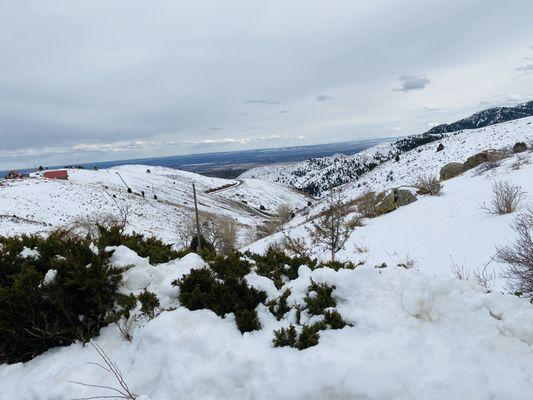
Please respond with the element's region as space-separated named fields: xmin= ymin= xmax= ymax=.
xmin=1 ymin=136 xmax=395 ymax=176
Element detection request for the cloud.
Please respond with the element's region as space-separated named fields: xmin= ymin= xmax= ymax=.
xmin=0 ymin=135 xmax=309 ymax=161
xmin=1 ymin=1 xmax=533 ymax=168
xmin=242 ymin=99 xmax=280 ymax=105
xmin=393 ymin=74 xmax=431 ymax=92
xmin=315 ymin=94 xmax=333 ymax=102
xmin=278 ymin=110 xmax=290 ymax=114
xmin=424 ymin=106 xmax=444 ymax=112
xmin=516 ymin=64 xmax=533 ymax=73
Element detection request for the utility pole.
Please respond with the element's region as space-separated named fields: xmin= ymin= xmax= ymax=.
xmin=192 ymin=183 xmax=202 ymax=251
xmin=115 ymin=171 xmax=131 ymax=192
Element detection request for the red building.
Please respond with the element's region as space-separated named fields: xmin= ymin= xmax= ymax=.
xmin=43 ymin=170 xmax=69 ymax=180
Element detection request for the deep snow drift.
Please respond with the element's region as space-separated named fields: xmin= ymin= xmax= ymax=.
xmin=1 ymin=248 xmax=532 ymax=400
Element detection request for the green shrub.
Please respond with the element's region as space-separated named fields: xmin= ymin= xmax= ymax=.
xmin=304 ymin=280 xmax=336 ymax=315
xmin=268 ymin=289 xmax=292 ymax=320
xmin=234 ymin=308 xmax=261 ymax=333
xmin=296 ymin=323 xmax=321 ymax=350
xmin=174 ymin=268 xmax=218 ymax=311
xmin=271 ymin=283 xmax=351 ymax=350
xmin=97 ymin=225 xmax=179 ymax=264
xmin=246 ymin=247 xmax=317 ymax=289
xmin=273 ymin=324 xmax=298 ymax=347
xmin=316 ymin=260 xmax=362 ymax=271
xmin=138 ymin=289 xmax=160 ymax=319
xmin=0 ymin=230 xmax=122 ymax=364
xmin=272 ymin=312 xmax=350 ymax=350
xmin=173 ymin=260 xmax=267 ymax=333
xmin=209 ymin=252 xmax=252 ymax=279
xmin=114 ymin=292 xmax=138 ymax=320
xmin=272 ymin=322 xmax=322 ymax=350
xmin=323 ymin=309 xmax=351 ymax=329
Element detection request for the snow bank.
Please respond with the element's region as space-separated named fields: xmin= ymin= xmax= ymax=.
xmin=1 ymin=250 xmax=533 ymax=399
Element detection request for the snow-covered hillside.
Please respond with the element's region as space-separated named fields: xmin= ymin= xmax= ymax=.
xmin=245 ymin=116 xmax=533 ymax=288
xmin=2 ymin=111 xmax=533 ymax=400
xmin=339 ymin=116 xmax=533 ymax=200
xmin=1 ymin=240 xmax=533 ymax=399
xmin=0 ymin=165 xmax=310 ymax=244
xmin=247 ymin=154 xmax=533 ymax=289
xmin=239 ymin=141 xmax=397 ymax=196
xmin=241 ymin=107 xmax=533 ymax=197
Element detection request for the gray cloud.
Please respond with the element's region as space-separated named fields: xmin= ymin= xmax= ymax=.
xmin=516 ymin=64 xmax=533 ymax=73
xmin=279 ymin=110 xmax=290 ymax=114
xmin=316 ymin=95 xmax=333 ymax=102
xmin=393 ymin=74 xmax=431 ymax=92
xmin=242 ymin=100 xmax=280 ymax=105
xmin=424 ymin=106 xmax=445 ymax=112
xmin=0 ymin=0 xmax=532 ymax=169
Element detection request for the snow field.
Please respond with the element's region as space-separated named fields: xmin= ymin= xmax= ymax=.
xmin=1 ymin=248 xmax=532 ymax=399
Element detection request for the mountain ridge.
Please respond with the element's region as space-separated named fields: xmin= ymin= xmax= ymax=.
xmin=241 ymin=101 xmax=533 ymax=196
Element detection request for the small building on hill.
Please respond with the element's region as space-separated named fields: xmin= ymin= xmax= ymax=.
xmin=4 ymin=170 xmax=24 ymax=179
xmin=43 ymin=170 xmax=69 ymax=180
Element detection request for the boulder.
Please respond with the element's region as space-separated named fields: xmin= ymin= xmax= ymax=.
xmin=436 ymin=143 xmax=444 ymax=152
xmin=375 ymin=191 xmax=395 ymax=215
xmin=462 ymin=150 xmax=502 ymax=171
xmin=439 ymin=162 xmax=463 ymax=181
xmin=396 ymin=189 xmax=417 ymax=207
xmin=512 ymin=142 xmax=528 ymax=153
xmin=375 ymin=188 xmax=417 ymax=215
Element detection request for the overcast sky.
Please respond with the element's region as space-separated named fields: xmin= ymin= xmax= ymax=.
xmin=1 ymin=0 xmax=533 ymax=169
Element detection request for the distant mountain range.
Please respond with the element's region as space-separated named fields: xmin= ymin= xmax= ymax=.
xmin=242 ymin=101 xmax=533 ymax=196
xmin=396 ymin=101 xmax=533 ymax=152
xmin=427 ymin=101 xmax=533 ymax=135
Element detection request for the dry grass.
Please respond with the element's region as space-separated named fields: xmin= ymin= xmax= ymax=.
xmin=481 ymin=180 xmax=525 ymax=215
xmin=497 ymin=206 xmax=533 ymax=294
xmin=414 ymin=174 xmax=442 ymax=196
xmin=351 ymin=190 xmax=380 ymax=218
xmin=69 ymin=341 xmax=136 ymax=400
xmin=450 ymin=258 xmax=471 ymax=281
xmin=511 ymin=153 xmax=531 ymax=170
